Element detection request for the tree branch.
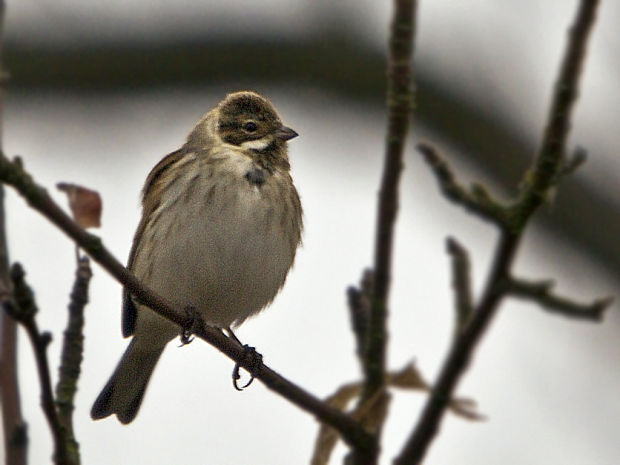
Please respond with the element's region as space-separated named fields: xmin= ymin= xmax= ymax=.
xmin=0 ymin=152 xmax=374 ymax=454
xmin=395 ymin=1 xmax=605 ymax=463
xmin=0 ymin=190 xmax=28 ymax=465
xmin=417 ymin=143 xmax=508 ymax=228
xmin=347 ymin=269 xmax=373 ymax=371
xmin=347 ymin=2 xmax=416 ymax=463
xmin=557 ymin=146 xmax=587 ymax=178
xmin=0 ymin=0 xmax=29 ymax=462
xmin=446 ymin=237 xmax=474 ymax=335
xmin=395 ymin=231 xmax=520 ymax=465
xmin=365 ymin=0 xmax=416 ymax=403
xmin=507 ymin=277 xmax=611 ymax=321
xmin=54 ymin=255 xmax=92 ymax=464
xmin=5 ymin=263 xmax=76 ymax=465
xmin=513 ymin=0 xmax=600 ymax=228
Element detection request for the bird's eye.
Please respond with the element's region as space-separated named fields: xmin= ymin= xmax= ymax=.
xmin=243 ymin=121 xmax=258 ymax=132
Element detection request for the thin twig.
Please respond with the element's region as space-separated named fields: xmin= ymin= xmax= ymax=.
xmin=347 ymin=269 xmax=373 ymax=369
xmin=446 ymin=237 xmax=474 ymax=335
xmin=7 ymin=263 xmax=75 ymax=465
xmin=395 ymin=232 xmax=520 ymax=465
xmin=513 ymin=0 xmax=600 ymax=228
xmin=0 ymin=153 xmax=373 ymax=454
xmin=55 ymin=255 xmax=92 ymax=464
xmin=365 ymin=0 xmax=416 ymax=402
xmin=557 ymin=146 xmax=587 ymax=178
xmin=349 ymin=2 xmax=416 ymax=462
xmin=507 ymin=277 xmax=611 ymax=321
xmin=417 ymin=143 xmax=508 ymax=228
xmin=395 ymin=2 xmax=603 ymax=463
xmin=0 ymin=0 xmax=29 ymax=463
xmin=0 ymin=191 xmax=28 ymax=465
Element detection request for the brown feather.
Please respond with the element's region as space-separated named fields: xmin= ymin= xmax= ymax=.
xmin=122 ymin=149 xmax=186 ymax=337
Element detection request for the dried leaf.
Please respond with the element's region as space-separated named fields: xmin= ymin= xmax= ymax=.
xmin=311 ymin=383 xmax=362 ymax=465
xmin=448 ymin=397 xmax=486 ymax=421
xmin=310 ymin=424 xmax=339 ymax=465
xmin=325 ymin=383 xmax=362 ymax=410
xmin=388 ymin=361 xmax=485 ymax=421
xmin=310 ymin=362 xmax=485 ymax=464
xmin=354 ymin=390 xmax=391 ymax=434
xmin=387 ymin=361 xmax=429 ymax=390
xmin=57 ymin=182 xmax=102 ymax=228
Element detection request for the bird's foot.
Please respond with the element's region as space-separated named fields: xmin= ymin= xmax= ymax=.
xmin=232 ymin=345 xmax=263 ymax=391
xmin=179 ymin=306 xmax=198 ymax=346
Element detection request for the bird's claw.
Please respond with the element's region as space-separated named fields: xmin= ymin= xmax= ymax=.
xmin=179 ymin=306 xmax=198 ymax=346
xmin=232 ymin=345 xmax=263 ymax=391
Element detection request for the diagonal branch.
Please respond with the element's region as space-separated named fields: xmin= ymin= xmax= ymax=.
xmin=0 ymin=152 xmax=373 ymax=454
xmin=395 ymin=231 xmax=520 ymax=465
xmin=395 ymin=1 xmax=604 ymax=464
xmin=417 ymin=143 xmax=508 ymax=228
xmin=513 ymin=0 xmax=601 ymax=228
xmin=0 ymin=1 xmax=29 ymax=464
xmin=507 ymin=277 xmax=612 ymax=321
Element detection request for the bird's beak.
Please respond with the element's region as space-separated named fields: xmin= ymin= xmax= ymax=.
xmin=276 ymin=125 xmax=299 ymax=141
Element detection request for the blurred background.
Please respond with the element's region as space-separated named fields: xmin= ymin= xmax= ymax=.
xmin=1 ymin=0 xmax=619 ymax=464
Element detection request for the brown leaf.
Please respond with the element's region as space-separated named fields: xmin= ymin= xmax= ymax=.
xmin=310 ymin=362 xmax=485 ymax=464
xmin=388 ymin=362 xmax=485 ymax=420
xmin=448 ymin=397 xmax=487 ymax=421
xmin=311 ymin=383 xmax=362 ymax=465
xmin=387 ymin=361 xmax=429 ymax=390
xmin=355 ymin=390 xmax=391 ymax=435
xmin=310 ymin=424 xmax=339 ymax=465
xmin=57 ymin=183 xmax=102 ymax=228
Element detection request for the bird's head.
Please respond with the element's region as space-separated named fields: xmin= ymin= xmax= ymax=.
xmin=217 ymin=91 xmax=297 ymax=152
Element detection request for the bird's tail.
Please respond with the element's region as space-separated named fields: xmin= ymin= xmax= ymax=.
xmin=91 ymin=338 xmax=165 ymax=424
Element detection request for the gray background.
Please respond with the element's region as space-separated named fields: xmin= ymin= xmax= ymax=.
xmin=1 ymin=1 xmax=619 ymax=464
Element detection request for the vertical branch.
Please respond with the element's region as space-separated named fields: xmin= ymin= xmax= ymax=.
xmin=55 ymin=256 xmax=91 ymax=465
xmin=9 ymin=263 xmax=75 ymax=465
xmin=446 ymin=237 xmax=474 ymax=336
xmin=364 ymin=0 xmax=416 ymax=400
xmin=0 ymin=206 xmax=28 ymax=465
xmin=347 ymin=269 xmax=373 ymax=371
xmin=0 ymin=1 xmax=29 ymax=464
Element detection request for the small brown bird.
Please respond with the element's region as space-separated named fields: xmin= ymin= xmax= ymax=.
xmin=91 ymin=91 xmax=303 ymax=424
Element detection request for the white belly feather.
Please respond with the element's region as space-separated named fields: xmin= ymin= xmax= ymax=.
xmin=133 ymin=153 xmax=297 ymax=339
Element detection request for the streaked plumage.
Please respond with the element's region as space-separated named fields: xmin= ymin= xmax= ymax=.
xmin=91 ymin=91 xmax=302 ymax=424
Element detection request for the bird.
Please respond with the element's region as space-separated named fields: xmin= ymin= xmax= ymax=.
xmin=91 ymin=91 xmax=303 ymax=424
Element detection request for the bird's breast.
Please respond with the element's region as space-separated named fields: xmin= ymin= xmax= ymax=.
xmin=134 ymin=154 xmax=299 ymax=329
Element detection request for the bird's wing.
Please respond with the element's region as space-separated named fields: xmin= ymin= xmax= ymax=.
xmin=122 ymin=148 xmax=186 ymax=338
